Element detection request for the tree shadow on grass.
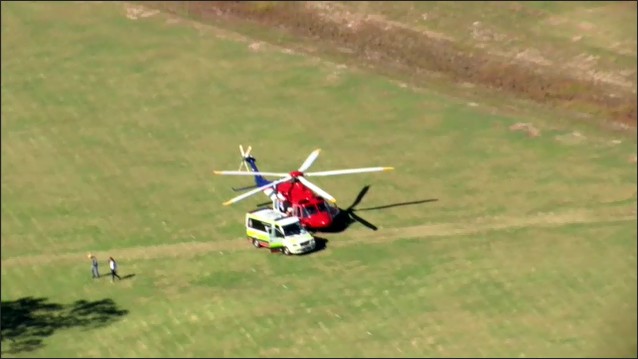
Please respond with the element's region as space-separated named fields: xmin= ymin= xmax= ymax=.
xmin=1 ymin=297 xmax=128 ymax=355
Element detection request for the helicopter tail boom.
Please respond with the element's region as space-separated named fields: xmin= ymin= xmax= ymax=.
xmin=238 ymin=144 xmax=271 ymax=188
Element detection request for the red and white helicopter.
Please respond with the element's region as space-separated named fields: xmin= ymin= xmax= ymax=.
xmin=213 ymin=145 xmax=394 ymax=231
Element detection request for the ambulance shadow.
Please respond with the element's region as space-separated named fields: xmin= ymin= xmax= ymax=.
xmin=321 ymin=185 xmax=438 ymax=233
xmin=298 ymin=237 xmax=329 ymax=256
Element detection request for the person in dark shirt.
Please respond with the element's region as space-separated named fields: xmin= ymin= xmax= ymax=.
xmin=88 ymin=254 xmax=99 ymax=279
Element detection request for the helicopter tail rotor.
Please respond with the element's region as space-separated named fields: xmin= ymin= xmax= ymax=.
xmin=238 ymin=145 xmax=253 ymax=171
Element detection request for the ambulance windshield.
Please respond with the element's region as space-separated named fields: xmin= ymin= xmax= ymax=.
xmin=282 ymin=222 xmax=304 ymax=236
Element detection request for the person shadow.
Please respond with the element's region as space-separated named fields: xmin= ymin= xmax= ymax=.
xmin=97 ymin=273 xmax=136 ymax=280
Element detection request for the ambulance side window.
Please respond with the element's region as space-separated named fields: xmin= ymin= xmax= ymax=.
xmin=249 ymin=219 xmax=267 ymax=232
xmin=275 ymin=228 xmax=284 ymax=238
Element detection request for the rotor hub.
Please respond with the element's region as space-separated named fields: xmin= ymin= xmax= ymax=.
xmin=289 ymin=171 xmax=304 ymax=178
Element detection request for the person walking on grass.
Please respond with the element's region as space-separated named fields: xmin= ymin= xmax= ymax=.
xmin=88 ymin=253 xmax=99 ymax=279
xmin=108 ymin=257 xmax=121 ymax=282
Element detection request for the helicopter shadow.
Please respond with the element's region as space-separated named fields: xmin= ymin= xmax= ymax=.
xmin=318 ymin=185 xmax=438 ymax=234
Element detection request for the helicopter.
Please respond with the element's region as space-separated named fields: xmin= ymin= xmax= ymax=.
xmin=213 ymin=145 xmax=394 ymax=231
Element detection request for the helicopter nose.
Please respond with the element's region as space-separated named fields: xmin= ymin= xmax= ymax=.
xmin=319 ymin=214 xmax=331 ymax=226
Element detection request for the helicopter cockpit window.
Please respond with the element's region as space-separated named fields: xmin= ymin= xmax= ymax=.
xmin=317 ymin=202 xmax=329 ymax=212
xmin=303 ymin=205 xmax=318 ymax=217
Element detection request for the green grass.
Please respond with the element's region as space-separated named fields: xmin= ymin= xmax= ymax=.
xmin=1 ymin=2 xmax=636 ymax=358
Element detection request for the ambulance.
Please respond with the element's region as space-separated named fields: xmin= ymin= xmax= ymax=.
xmin=245 ymin=208 xmax=316 ymax=255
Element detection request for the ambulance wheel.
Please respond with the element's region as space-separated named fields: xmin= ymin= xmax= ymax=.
xmin=283 ymin=247 xmax=292 ymax=256
xmin=252 ymin=238 xmax=260 ymax=248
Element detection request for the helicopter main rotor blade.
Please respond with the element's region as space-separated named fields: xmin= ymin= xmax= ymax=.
xmin=222 ymin=176 xmax=291 ymax=206
xmin=214 ymin=170 xmax=289 ymax=177
xmin=297 ymin=176 xmax=337 ymax=203
xmin=298 ymin=149 xmax=321 ymax=172
xmin=305 ymin=167 xmax=394 ymax=177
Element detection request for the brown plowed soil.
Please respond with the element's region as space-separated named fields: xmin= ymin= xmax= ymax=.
xmin=145 ymin=1 xmax=636 ymax=128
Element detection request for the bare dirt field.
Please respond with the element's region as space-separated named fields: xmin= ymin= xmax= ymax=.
xmin=147 ymin=1 xmax=637 ymax=128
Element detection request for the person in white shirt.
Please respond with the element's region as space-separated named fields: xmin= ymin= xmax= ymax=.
xmin=108 ymin=257 xmax=122 ymax=282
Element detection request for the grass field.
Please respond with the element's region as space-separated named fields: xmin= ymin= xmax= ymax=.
xmin=1 ymin=2 xmax=637 ymax=357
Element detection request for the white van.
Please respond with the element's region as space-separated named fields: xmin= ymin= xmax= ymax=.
xmin=245 ymin=208 xmax=316 ymax=255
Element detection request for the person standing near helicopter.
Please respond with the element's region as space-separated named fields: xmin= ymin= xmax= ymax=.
xmin=285 ymin=207 xmax=294 ymax=217
xmin=275 ymin=193 xmax=291 ymax=214
xmin=277 ymin=199 xmax=286 ymax=213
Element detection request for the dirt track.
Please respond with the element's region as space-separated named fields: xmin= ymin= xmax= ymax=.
xmin=3 ymin=206 xmax=635 ymax=268
xmin=144 ymin=1 xmax=636 ymax=128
